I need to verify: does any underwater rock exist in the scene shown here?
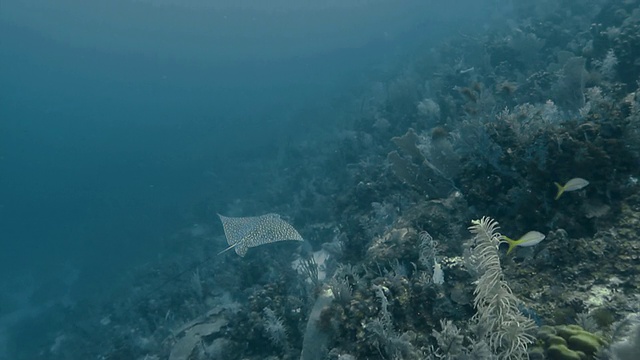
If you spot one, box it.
[169,317,228,360]
[300,285,335,360]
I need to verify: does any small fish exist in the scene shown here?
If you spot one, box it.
[554,178,589,200]
[501,231,546,255]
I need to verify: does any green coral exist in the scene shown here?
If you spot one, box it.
[547,344,583,360]
[534,324,607,360]
[548,335,568,346]
[567,332,603,356]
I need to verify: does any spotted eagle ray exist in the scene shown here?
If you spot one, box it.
[217,213,304,257]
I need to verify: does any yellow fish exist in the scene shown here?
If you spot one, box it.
[501,231,546,255]
[554,178,589,200]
